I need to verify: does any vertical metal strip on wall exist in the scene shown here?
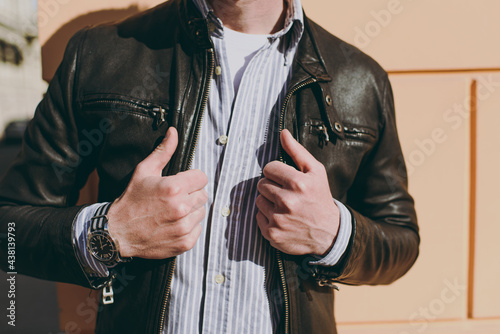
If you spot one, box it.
[467,79,477,319]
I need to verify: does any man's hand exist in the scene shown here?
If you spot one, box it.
[107,127,208,259]
[256,129,340,256]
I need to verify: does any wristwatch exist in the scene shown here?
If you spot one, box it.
[86,203,132,267]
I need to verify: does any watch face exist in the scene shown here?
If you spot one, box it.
[88,231,117,263]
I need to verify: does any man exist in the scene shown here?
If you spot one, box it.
[0,0,419,332]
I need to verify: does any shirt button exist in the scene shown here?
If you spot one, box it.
[221,207,231,217]
[215,274,225,284]
[218,135,228,145]
[215,66,222,76]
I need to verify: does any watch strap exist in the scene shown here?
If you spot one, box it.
[91,202,112,231]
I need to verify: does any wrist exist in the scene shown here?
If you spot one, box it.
[314,202,341,257]
[87,203,132,267]
[309,199,352,267]
[106,199,133,258]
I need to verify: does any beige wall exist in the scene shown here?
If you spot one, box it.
[304,0,500,71]
[37,0,500,333]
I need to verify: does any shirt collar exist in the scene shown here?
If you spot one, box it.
[191,0,304,42]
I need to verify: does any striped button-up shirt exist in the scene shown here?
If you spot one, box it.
[74,0,352,332]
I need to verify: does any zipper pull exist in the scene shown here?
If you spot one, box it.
[152,106,166,129]
[102,281,114,305]
[316,277,340,291]
[317,125,329,143]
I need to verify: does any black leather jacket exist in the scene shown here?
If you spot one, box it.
[0,0,419,333]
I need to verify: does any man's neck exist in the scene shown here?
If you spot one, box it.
[207,0,287,34]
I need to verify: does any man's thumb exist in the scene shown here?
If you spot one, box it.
[280,129,315,173]
[138,127,178,175]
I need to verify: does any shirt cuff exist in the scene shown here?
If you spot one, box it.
[73,202,110,278]
[309,199,352,267]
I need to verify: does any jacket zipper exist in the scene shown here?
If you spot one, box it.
[157,48,215,334]
[278,77,318,163]
[277,76,318,334]
[83,99,167,128]
[186,48,215,170]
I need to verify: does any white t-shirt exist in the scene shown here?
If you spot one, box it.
[223,26,270,93]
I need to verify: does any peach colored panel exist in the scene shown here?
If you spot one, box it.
[473,73,500,319]
[38,0,165,81]
[335,75,470,323]
[37,0,163,45]
[338,319,500,334]
[302,0,500,71]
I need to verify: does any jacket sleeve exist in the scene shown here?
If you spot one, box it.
[312,77,420,286]
[0,28,96,288]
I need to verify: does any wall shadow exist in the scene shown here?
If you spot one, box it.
[41,5,141,82]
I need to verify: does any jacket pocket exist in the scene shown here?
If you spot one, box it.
[342,123,376,143]
[305,119,377,146]
[81,95,168,130]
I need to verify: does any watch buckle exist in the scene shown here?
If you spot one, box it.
[102,283,114,304]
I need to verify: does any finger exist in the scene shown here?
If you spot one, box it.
[190,205,207,225]
[188,188,209,211]
[168,222,203,257]
[165,205,206,237]
[158,188,207,223]
[176,222,203,254]
[262,160,301,187]
[257,177,283,203]
[256,211,270,238]
[138,127,178,176]
[280,129,317,173]
[181,188,208,213]
[169,169,209,194]
[255,194,275,218]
